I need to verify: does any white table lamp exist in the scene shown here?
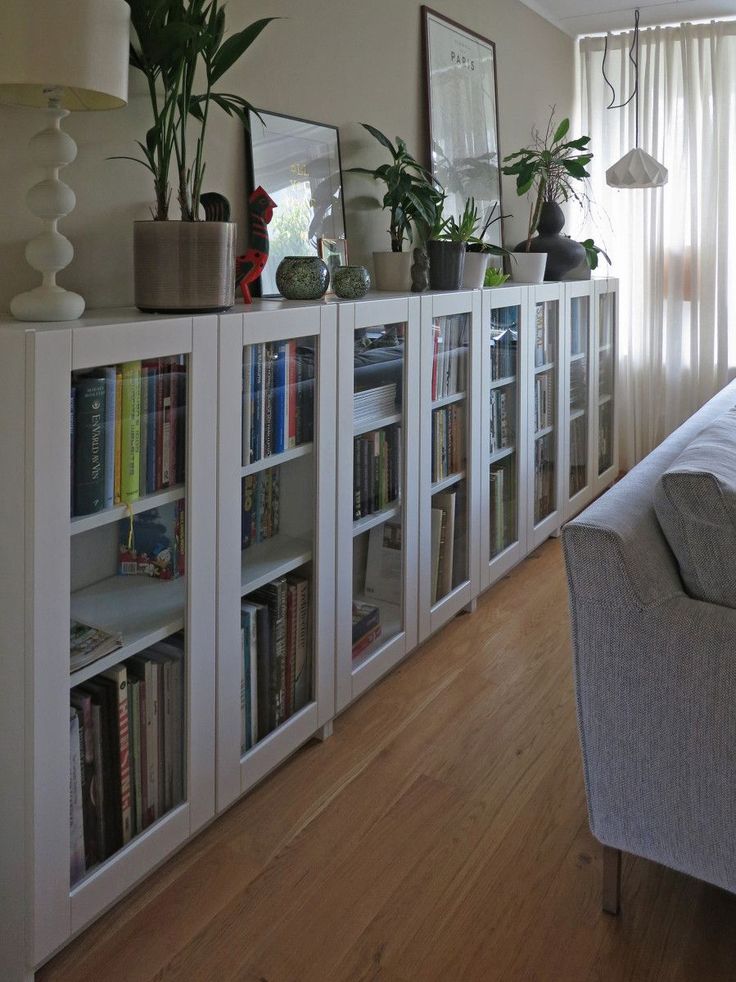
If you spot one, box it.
[0,1,130,321]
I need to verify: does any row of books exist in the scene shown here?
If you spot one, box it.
[242,469,280,550]
[243,342,315,465]
[599,404,613,472]
[490,325,518,382]
[430,490,458,604]
[241,574,311,750]
[71,358,186,518]
[534,302,557,368]
[534,436,556,524]
[490,459,516,558]
[490,389,514,455]
[570,357,588,414]
[569,415,588,497]
[119,501,185,580]
[432,405,465,483]
[431,315,469,401]
[535,373,554,433]
[354,382,399,424]
[70,634,185,885]
[352,600,382,661]
[353,425,401,520]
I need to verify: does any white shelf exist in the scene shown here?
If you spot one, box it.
[352,595,403,668]
[534,361,555,375]
[570,351,587,362]
[70,575,186,686]
[535,425,554,440]
[243,442,313,476]
[241,533,312,596]
[432,391,466,409]
[570,408,587,421]
[431,470,465,494]
[352,502,401,537]
[599,394,612,406]
[489,374,516,390]
[354,412,402,437]
[70,486,185,537]
[489,445,515,465]
[599,343,613,352]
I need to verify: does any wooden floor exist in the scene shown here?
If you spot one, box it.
[41,540,736,982]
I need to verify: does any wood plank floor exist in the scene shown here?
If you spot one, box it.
[40,540,736,982]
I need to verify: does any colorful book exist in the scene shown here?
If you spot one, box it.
[73,371,107,516]
[120,360,142,504]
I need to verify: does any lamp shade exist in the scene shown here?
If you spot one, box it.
[0,0,129,110]
[606,148,668,189]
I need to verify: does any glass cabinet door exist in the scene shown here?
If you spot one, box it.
[597,290,617,477]
[568,294,591,504]
[488,303,521,560]
[532,297,560,530]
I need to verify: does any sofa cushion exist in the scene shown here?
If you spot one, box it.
[653,407,736,607]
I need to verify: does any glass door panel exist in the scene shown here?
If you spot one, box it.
[352,321,406,664]
[569,296,590,498]
[240,338,316,751]
[489,305,520,558]
[533,300,559,525]
[430,313,469,603]
[598,292,616,475]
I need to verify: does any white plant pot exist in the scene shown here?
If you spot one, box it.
[462,252,490,289]
[509,251,547,284]
[373,251,412,292]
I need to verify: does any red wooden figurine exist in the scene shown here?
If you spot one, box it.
[236,186,277,303]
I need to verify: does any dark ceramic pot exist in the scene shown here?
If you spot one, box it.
[514,202,586,281]
[427,240,466,290]
[333,265,371,299]
[275,256,329,300]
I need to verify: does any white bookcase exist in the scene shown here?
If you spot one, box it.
[0,312,217,980]
[216,302,337,810]
[335,295,420,712]
[0,281,617,981]
[480,284,530,590]
[418,290,482,642]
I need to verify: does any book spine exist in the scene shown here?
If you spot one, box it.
[288,340,297,449]
[352,623,381,660]
[264,343,274,457]
[114,367,122,504]
[160,360,173,487]
[73,373,107,516]
[91,703,107,856]
[105,665,132,844]
[104,367,116,509]
[285,582,297,719]
[70,710,86,883]
[120,361,142,504]
[273,341,285,455]
[168,357,178,488]
[139,366,149,499]
[293,578,310,710]
[243,346,252,466]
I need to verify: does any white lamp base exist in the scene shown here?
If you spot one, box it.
[11,285,85,321]
[13,101,86,322]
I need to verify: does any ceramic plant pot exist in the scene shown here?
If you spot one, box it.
[515,202,586,281]
[509,251,548,284]
[373,251,412,292]
[428,240,466,291]
[275,256,329,300]
[134,220,236,313]
[462,252,490,289]
[333,265,371,299]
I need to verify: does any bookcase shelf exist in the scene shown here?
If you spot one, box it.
[534,361,555,374]
[570,407,586,421]
[599,393,612,405]
[430,470,466,494]
[490,374,516,390]
[570,351,587,362]
[489,445,515,464]
[354,411,402,437]
[240,533,313,596]
[70,485,186,536]
[352,501,401,537]
[534,425,554,440]
[242,442,313,477]
[431,390,466,408]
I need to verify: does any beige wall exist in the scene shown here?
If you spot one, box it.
[0,0,573,311]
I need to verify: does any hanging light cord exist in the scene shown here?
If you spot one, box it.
[602,8,641,147]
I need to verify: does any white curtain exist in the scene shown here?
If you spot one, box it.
[577,21,736,468]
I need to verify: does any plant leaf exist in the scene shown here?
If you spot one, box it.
[553,118,570,142]
[361,123,397,157]
[209,17,276,83]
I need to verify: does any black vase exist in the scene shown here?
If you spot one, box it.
[428,240,466,290]
[515,202,586,281]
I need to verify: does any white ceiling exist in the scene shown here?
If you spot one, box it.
[519,0,736,36]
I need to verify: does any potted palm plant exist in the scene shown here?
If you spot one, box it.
[348,124,443,291]
[502,113,593,283]
[121,1,272,312]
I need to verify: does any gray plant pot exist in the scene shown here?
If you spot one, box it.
[134,220,236,314]
[428,240,466,291]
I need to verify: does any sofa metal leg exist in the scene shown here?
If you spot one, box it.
[602,846,622,915]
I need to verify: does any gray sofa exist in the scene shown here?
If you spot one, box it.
[563,378,736,912]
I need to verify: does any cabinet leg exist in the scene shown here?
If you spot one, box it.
[602,846,622,915]
[463,598,478,614]
[314,720,333,742]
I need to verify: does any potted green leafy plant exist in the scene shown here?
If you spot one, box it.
[348,124,443,291]
[121,1,272,312]
[464,201,512,288]
[427,197,475,290]
[502,112,592,283]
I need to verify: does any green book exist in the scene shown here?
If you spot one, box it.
[120,361,142,504]
[73,371,107,516]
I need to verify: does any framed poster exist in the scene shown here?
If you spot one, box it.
[422,7,503,247]
[246,109,346,297]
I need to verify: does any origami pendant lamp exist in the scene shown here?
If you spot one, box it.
[0,1,130,321]
[604,9,668,189]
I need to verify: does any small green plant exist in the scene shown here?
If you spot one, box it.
[502,112,593,252]
[580,238,611,270]
[484,266,510,287]
[348,124,444,252]
[436,197,482,242]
